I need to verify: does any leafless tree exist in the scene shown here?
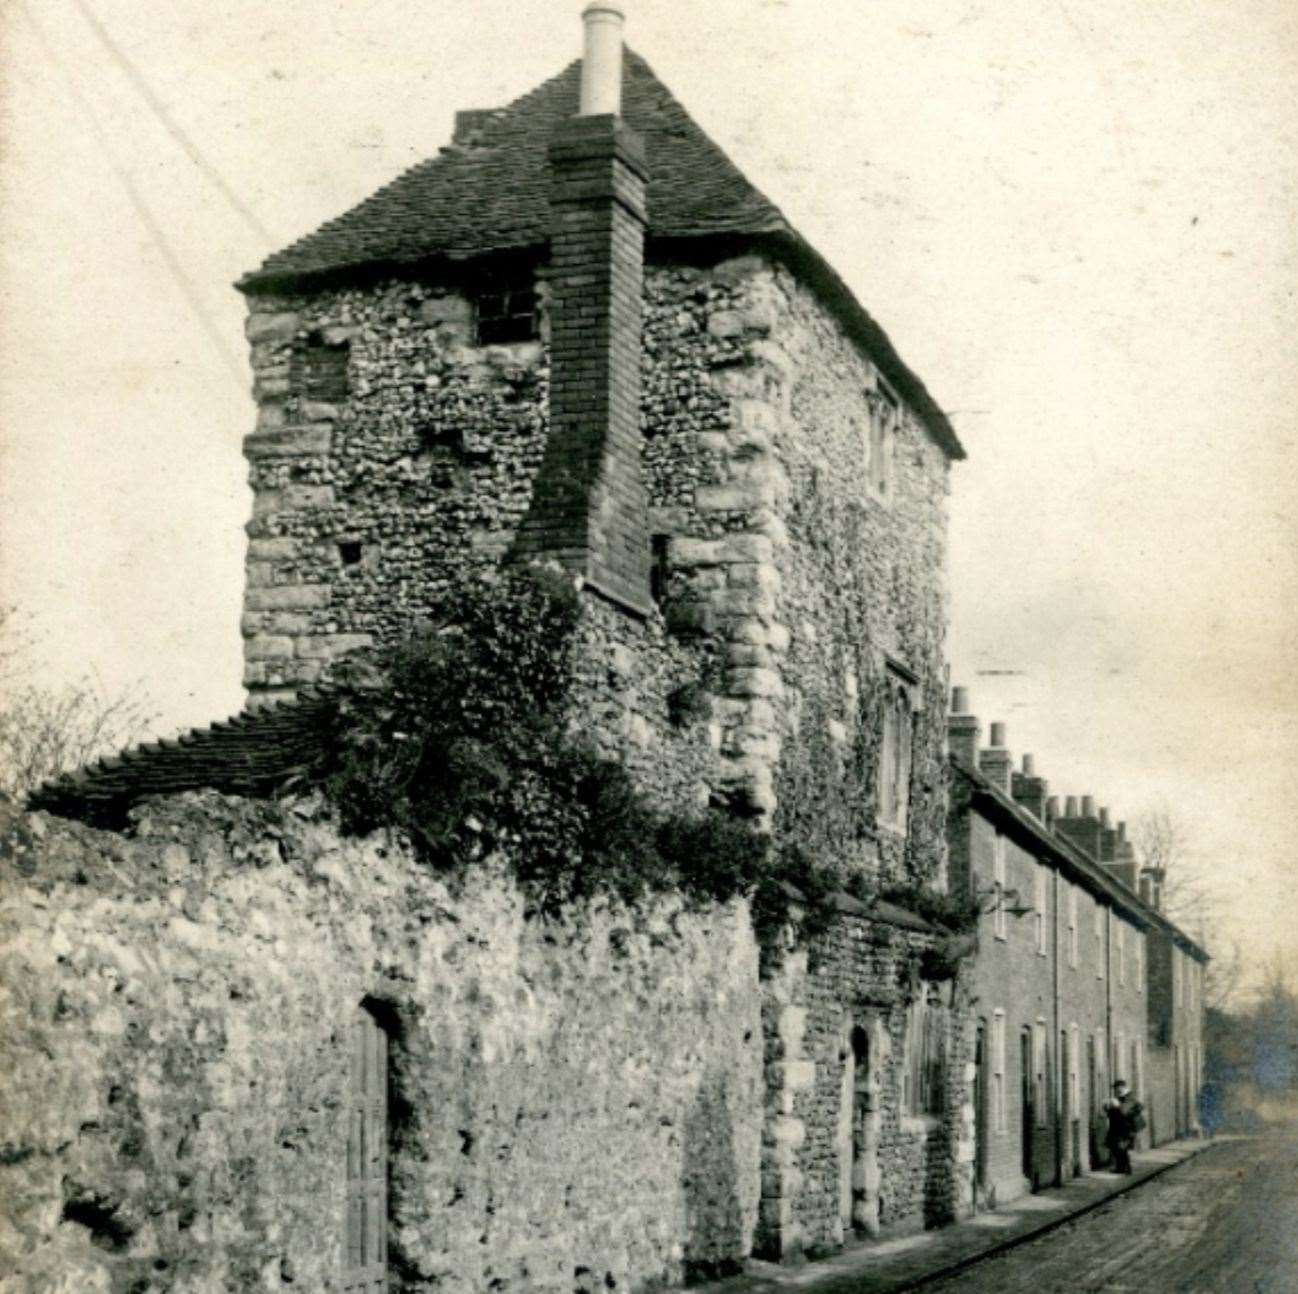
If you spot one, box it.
[1132,805,1242,1011]
[0,605,157,801]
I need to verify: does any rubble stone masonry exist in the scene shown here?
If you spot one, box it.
[0,794,761,1293]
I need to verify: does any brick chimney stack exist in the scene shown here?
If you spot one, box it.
[978,721,1013,794]
[1055,795,1103,861]
[1011,751,1049,821]
[947,686,980,767]
[512,2,653,615]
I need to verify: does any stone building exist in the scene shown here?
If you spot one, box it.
[946,690,1207,1211]
[8,6,978,1289]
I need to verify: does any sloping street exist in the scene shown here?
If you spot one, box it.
[924,1135,1297,1293]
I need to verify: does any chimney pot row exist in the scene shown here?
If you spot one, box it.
[1065,795,1079,817]
[1021,753,1035,775]
[951,685,970,714]
[1099,807,1111,828]
[989,721,1007,748]
[1081,795,1096,817]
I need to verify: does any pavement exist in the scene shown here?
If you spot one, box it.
[702,1136,1226,1294]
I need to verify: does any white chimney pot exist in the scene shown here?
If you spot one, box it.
[580,2,626,116]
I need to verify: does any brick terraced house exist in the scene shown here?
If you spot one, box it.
[946,690,1207,1211]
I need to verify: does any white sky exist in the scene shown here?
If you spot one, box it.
[1,0,1295,994]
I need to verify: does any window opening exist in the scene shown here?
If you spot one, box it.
[878,667,917,832]
[1067,885,1078,967]
[1033,867,1047,956]
[293,331,350,403]
[867,384,898,497]
[474,268,538,345]
[339,541,364,567]
[992,833,1008,941]
[649,533,670,605]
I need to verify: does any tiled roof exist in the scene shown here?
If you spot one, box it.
[239,50,964,460]
[950,755,1209,961]
[241,52,786,288]
[26,688,340,829]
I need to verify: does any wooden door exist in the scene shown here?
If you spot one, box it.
[1020,1029,1034,1185]
[974,1022,988,1200]
[344,1009,388,1294]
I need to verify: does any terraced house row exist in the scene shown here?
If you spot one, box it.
[946,697,1207,1207]
[5,6,1206,1292]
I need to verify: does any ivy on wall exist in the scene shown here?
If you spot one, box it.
[312,564,960,965]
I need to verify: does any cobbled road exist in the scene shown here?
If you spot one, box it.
[923,1135,1298,1294]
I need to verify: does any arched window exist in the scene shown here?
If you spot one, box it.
[344,1003,390,1294]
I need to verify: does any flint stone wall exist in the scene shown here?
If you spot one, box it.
[240,254,951,871]
[758,910,974,1261]
[0,793,761,1294]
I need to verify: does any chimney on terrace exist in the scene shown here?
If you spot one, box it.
[1054,794,1103,861]
[947,686,980,768]
[511,2,653,615]
[977,721,1014,795]
[1011,751,1049,821]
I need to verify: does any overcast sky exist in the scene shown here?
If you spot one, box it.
[2,0,1294,994]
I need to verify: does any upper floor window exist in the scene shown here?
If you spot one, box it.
[1067,884,1079,968]
[1033,866,1047,956]
[1117,922,1126,986]
[992,833,1008,941]
[1173,949,1181,1006]
[293,330,350,403]
[474,267,538,345]
[1136,932,1144,992]
[1095,905,1105,979]
[877,666,917,833]
[867,384,898,497]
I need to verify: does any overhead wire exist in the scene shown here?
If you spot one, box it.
[69,0,275,245]
[16,0,247,387]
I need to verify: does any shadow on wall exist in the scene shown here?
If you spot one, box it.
[682,1069,746,1281]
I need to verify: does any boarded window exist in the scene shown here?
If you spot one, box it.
[294,331,350,402]
[344,1006,388,1294]
[904,989,946,1117]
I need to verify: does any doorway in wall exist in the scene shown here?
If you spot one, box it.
[1020,1028,1035,1188]
[343,1004,390,1294]
[838,1022,881,1239]
[974,1021,989,1205]
[1086,1036,1099,1168]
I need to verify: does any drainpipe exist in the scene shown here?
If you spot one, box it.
[1052,868,1062,1187]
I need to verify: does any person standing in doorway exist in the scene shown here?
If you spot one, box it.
[1104,1079,1143,1174]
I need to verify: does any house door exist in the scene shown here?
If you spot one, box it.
[1020,1029,1034,1186]
[974,1022,989,1202]
[344,1007,388,1294]
[1086,1037,1099,1168]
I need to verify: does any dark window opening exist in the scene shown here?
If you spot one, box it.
[339,541,363,567]
[293,331,350,403]
[650,534,671,605]
[474,273,537,346]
